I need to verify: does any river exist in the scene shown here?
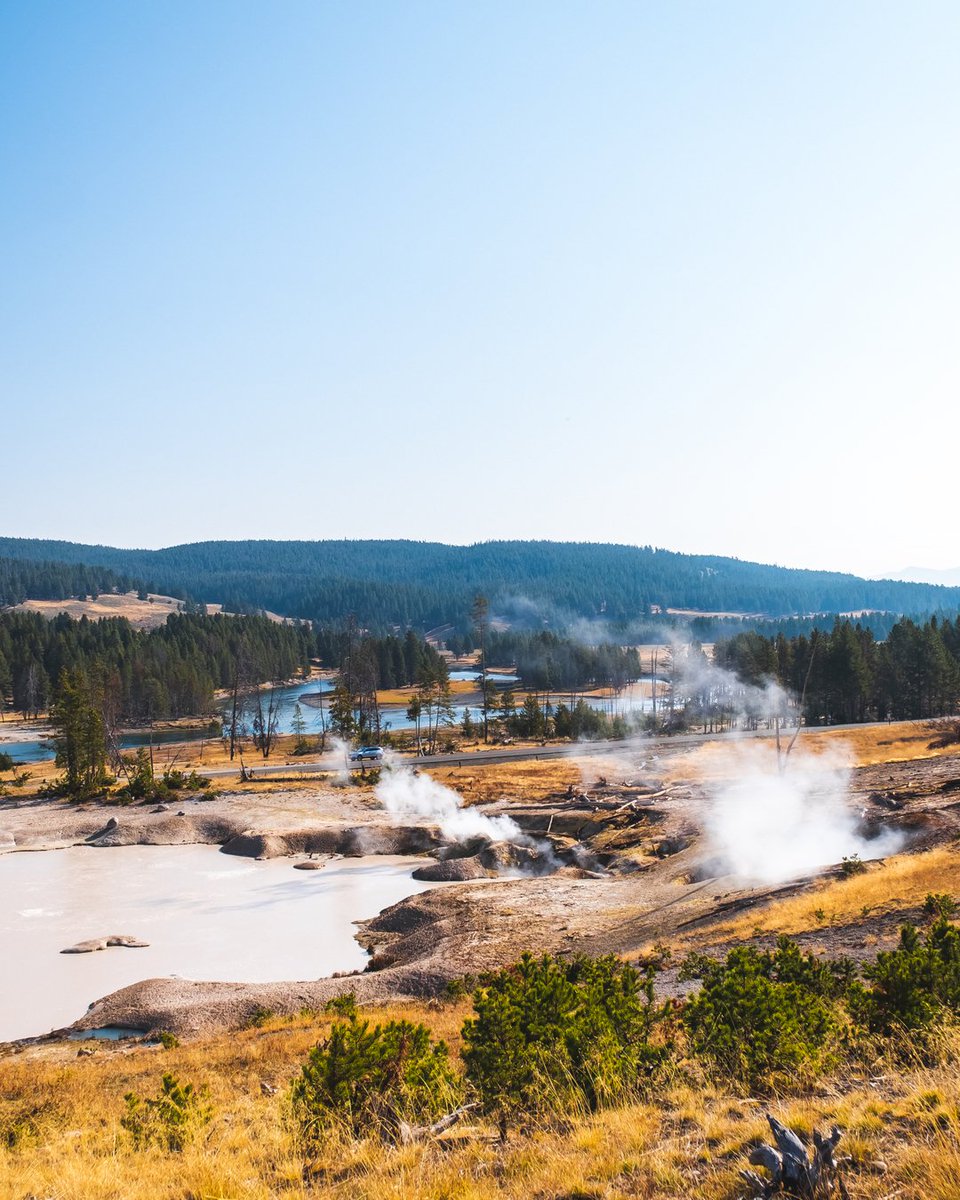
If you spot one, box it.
[4,676,657,764]
[0,845,437,1042]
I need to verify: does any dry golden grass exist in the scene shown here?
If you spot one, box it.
[436,757,583,806]
[801,720,960,767]
[4,1003,960,1199]
[14,593,186,631]
[663,721,960,786]
[684,844,960,943]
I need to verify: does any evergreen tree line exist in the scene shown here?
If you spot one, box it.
[0,611,314,723]
[4,536,960,630]
[0,555,140,607]
[315,627,446,690]
[448,629,642,692]
[714,615,960,724]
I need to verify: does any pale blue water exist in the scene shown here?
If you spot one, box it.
[448,670,519,684]
[4,679,654,764]
[3,727,216,765]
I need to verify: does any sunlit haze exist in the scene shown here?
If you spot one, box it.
[3,2,959,578]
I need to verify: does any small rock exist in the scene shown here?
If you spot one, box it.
[293,860,326,871]
[76,1046,97,1057]
[150,805,168,814]
[413,857,488,882]
[61,935,149,954]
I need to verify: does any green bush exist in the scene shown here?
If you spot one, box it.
[322,993,358,1020]
[291,1017,459,1145]
[681,937,849,1088]
[840,853,868,877]
[851,919,960,1035]
[924,893,958,919]
[114,752,212,803]
[121,1073,211,1151]
[462,953,667,1139]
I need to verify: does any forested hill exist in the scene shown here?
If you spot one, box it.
[0,555,138,608]
[2,537,959,631]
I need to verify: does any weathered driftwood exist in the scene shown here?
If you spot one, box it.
[398,1103,478,1145]
[740,1115,846,1199]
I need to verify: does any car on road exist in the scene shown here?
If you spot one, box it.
[349,745,384,763]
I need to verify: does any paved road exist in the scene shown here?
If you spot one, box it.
[203,719,901,779]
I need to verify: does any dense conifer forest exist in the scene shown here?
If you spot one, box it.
[6,540,960,735]
[0,556,139,607]
[715,616,960,724]
[0,611,315,722]
[2,537,959,630]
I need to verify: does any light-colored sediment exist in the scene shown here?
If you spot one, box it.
[4,739,958,1041]
[61,935,149,954]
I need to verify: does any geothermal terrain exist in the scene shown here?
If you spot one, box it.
[3,720,958,1039]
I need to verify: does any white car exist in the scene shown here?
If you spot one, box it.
[349,745,384,763]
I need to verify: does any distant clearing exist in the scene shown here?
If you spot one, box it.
[11,593,293,630]
[14,592,186,630]
[664,607,759,618]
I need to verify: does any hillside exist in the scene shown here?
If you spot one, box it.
[12,592,187,631]
[3,537,960,631]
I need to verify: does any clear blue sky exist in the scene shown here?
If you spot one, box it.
[2,1,959,577]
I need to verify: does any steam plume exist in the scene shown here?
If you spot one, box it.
[376,765,528,844]
[700,742,903,884]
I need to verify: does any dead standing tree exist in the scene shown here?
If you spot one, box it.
[776,634,818,775]
[251,676,283,759]
[226,642,254,762]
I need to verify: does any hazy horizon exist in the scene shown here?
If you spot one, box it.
[4,3,959,576]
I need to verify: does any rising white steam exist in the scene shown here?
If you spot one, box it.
[376,765,528,844]
[327,736,354,785]
[669,643,791,725]
[700,741,903,884]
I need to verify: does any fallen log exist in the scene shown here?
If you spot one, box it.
[398,1103,478,1145]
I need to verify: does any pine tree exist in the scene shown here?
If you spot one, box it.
[51,667,110,797]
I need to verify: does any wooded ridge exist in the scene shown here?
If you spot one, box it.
[2,538,959,631]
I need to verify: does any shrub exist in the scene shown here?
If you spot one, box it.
[852,919,960,1035]
[462,953,667,1139]
[681,937,847,1089]
[0,751,13,772]
[840,853,868,877]
[114,753,211,802]
[925,893,958,920]
[121,1073,211,1151]
[0,1099,58,1149]
[323,993,358,1020]
[291,1017,459,1145]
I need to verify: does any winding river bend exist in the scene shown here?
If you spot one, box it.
[0,846,435,1042]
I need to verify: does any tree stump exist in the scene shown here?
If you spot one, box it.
[740,1115,847,1199]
